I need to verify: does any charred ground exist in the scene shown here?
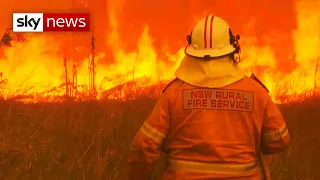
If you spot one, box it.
[0,96,319,180]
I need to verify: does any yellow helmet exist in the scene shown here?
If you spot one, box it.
[185,14,241,61]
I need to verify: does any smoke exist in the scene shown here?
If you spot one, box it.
[0,0,297,67]
[0,0,74,35]
[0,0,16,36]
[117,0,296,47]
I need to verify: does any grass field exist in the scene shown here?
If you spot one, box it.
[0,96,319,180]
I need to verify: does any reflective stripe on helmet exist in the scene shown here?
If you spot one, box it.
[204,15,215,49]
[262,124,289,142]
[209,15,214,48]
[166,159,259,175]
[140,122,165,144]
[204,16,208,48]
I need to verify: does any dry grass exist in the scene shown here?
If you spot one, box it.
[269,97,320,180]
[0,96,319,180]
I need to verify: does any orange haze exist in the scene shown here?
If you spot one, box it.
[0,0,319,103]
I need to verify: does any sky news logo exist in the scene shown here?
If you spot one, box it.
[13,13,90,32]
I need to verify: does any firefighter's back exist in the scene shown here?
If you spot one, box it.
[127,14,290,180]
[161,77,270,180]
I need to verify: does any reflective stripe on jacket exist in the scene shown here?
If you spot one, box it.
[140,122,166,144]
[166,159,259,174]
[263,123,288,142]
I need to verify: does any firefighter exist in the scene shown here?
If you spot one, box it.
[128,15,290,180]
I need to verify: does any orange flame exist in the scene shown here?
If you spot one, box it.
[0,0,319,103]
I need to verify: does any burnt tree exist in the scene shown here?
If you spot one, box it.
[0,29,26,47]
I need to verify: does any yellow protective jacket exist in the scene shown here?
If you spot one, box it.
[128,77,290,180]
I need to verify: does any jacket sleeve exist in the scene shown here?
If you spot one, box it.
[128,91,170,180]
[261,97,290,155]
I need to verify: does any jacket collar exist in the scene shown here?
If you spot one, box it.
[175,55,245,88]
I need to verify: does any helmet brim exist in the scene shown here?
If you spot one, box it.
[185,44,236,58]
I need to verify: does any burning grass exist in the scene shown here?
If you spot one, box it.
[0,96,319,179]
